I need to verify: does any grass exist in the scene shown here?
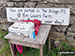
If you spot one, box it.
[15,42,49,56]
[0,30,75,56]
[0,30,11,56]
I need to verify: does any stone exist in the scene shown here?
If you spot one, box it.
[0,2,3,7]
[0,24,10,30]
[66,32,72,37]
[68,25,75,32]
[31,0,41,2]
[70,15,75,25]
[24,6,27,8]
[12,0,26,1]
[66,36,75,46]
[71,9,75,14]
[47,0,57,3]
[0,8,6,18]
[24,2,36,7]
[62,0,75,4]
[0,0,5,6]
[71,33,75,37]
[66,32,75,37]
[6,2,14,7]
[47,0,75,4]
[0,0,7,7]
[0,18,7,24]
[51,26,68,32]
[66,36,74,42]
[36,4,51,8]
[51,31,66,40]
[72,5,75,10]
[47,0,64,3]
[0,6,4,11]
[54,40,62,48]
[14,2,24,7]
[39,1,48,4]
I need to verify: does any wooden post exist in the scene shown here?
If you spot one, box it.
[8,40,15,56]
[48,34,51,50]
[40,45,43,56]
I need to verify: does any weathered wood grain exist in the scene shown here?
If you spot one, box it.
[10,40,40,49]
[4,25,51,45]
[4,24,51,56]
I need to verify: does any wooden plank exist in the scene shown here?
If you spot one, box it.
[37,25,51,45]
[4,33,40,44]
[4,25,51,45]
[40,45,43,56]
[8,40,15,56]
[48,33,51,50]
[10,40,40,49]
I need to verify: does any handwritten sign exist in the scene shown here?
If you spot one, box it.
[6,8,70,25]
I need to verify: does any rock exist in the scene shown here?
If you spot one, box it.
[51,31,66,40]
[0,6,3,11]
[66,32,75,37]
[6,2,14,7]
[47,0,57,3]
[0,2,4,6]
[36,4,51,8]
[66,32,72,37]
[39,1,48,4]
[0,8,6,18]
[71,33,75,37]
[66,36,75,46]
[0,24,10,30]
[71,9,75,14]
[24,2,36,7]
[66,36,74,42]
[54,40,62,48]
[14,2,24,7]
[62,0,75,4]
[47,0,75,4]
[12,0,26,1]
[0,0,7,6]
[68,25,75,32]
[70,15,75,25]
[24,6,27,8]
[0,18,7,24]
[31,0,41,2]
[51,26,68,32]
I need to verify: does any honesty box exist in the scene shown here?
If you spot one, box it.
[6,8,70,25]
[8,22,34,36]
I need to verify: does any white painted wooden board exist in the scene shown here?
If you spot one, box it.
[6,8,70,25]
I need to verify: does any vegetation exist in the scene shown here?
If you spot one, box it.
[0,30,75,56]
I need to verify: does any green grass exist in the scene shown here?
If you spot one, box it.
[0,30,11,56]
[15,43,49,56]
[0,30,8,41]
[0,30,75,56]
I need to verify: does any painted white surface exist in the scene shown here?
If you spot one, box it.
[6,8,70,25]
[8,22,34,36]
